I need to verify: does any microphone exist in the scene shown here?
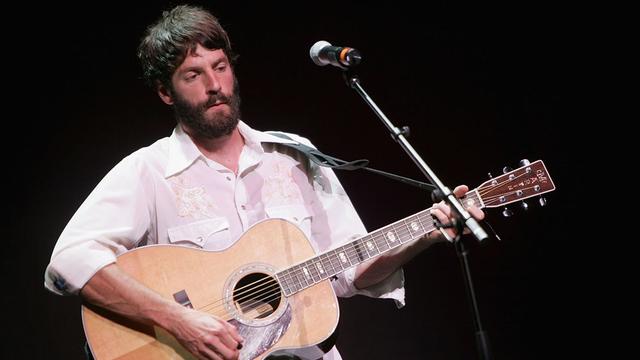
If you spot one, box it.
[309,40,362,69]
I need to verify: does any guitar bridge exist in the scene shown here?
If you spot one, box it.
[236,301,274,318]
[173,289,193,308]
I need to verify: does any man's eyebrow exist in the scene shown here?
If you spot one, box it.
[179,57,228,74]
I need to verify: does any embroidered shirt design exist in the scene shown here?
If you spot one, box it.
[170,175,217,219]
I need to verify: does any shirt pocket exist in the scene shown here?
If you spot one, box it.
[264,204,313,239]
[167,217,231,250]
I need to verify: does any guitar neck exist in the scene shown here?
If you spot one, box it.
[276,190,483,297]
[276,159,555,297]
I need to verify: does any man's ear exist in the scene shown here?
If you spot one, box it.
[157,82,174,105]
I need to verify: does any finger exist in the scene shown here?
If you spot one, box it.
[206,337,237,360]
[467,205,485,221]
[434,202,452,218]
[224,322,244,346]
[430,208,455,241]
[218,331,240,357]
[430,208,448,224]
[453,185,469,198]
[196,345,223,360]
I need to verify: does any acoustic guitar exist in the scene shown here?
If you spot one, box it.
[83,160,555,359]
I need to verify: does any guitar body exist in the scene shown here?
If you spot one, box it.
[82,219,339,360]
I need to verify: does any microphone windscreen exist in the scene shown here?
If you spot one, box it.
[309,40,331,66]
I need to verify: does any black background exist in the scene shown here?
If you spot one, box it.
[7,1,596,359]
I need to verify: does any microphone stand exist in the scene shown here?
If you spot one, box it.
[341,70,492,360]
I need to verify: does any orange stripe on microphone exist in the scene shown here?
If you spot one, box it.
[339,47,351,62]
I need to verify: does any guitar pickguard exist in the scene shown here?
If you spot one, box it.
[230,303,292,360]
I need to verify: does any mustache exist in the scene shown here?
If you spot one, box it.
[203,92,231,108]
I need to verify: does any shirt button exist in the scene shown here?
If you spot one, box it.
[226,176,231,181]
[241,205,246,210]
[196,236,204,243]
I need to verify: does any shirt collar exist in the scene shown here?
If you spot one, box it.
[164,120,298,178]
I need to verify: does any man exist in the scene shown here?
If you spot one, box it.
[45,5,483,360]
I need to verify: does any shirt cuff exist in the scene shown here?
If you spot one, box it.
[44,241,117,295]
[331,267,406,308]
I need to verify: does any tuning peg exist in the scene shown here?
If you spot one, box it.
[502,207,513,217]
[521,201,529,211]
[518,159,531,167]
[538,197,547,207]
[502,166,512,174]
[487,172,493,178]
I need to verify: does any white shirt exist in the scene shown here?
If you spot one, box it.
[45,121,405,359]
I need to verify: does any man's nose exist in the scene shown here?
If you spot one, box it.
[204,71,221,93]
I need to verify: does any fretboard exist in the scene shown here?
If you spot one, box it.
[276,189,482,296]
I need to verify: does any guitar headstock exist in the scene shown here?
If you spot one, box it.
[475,160,555,209]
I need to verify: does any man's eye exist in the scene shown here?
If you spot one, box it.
[215,64,227,72]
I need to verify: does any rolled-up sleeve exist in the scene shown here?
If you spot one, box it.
[44,156,151,295]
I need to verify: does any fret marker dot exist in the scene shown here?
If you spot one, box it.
[387,231,396,242]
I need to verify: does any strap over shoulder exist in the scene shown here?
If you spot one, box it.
[265,131,369,170]
[264,131,434,191]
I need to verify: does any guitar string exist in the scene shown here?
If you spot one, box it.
[206,174,549,319]
[195,208,432,313]
[197,209,435,312]
[480,185,545,204]
[197,212,439,316]
[215,169,550,315]
[197,185,516,316]
[476,167,543,199]
[203,203,511,315]
[205,226,435,319]
[199,210,435,313]
[200,222,434,316]
[197,171,539,315]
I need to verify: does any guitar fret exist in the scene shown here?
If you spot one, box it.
[276,272,291,296]
[285,271,296,295]
[363,235,380,257]
[401,219,414,242]
[287,269,297,292]
[396,224,410,244]
[288,271,298,294]
[376,231,390,252]
[334,248,346,268]
[302,262,314,283]
[342,243,357,264]
[301,265,313,283]
[305,262,318,283]
[320,253,335,278]
[395,224,404,242]
[331,250,343,273]
[383,227,399,246]
[410,214,427,237]
[318,258,329,278]
[354,239,367,261]
[295,267,309,288]
[332,249,348,270]
[308,260,321,282]
[421,212,436,233]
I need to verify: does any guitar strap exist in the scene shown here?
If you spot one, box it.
[265,131,435,191]
[265,133,503,241]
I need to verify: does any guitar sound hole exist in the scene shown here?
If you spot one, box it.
[233,272,281,320]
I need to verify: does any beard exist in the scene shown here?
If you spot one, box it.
[172,79,241,139]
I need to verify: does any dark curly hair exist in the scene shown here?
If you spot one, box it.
[137,5,238,89]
